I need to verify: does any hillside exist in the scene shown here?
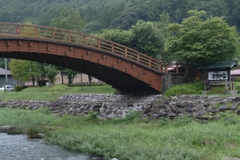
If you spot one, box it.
[0,0,239,33]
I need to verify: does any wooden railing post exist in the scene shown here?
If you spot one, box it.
[98,39,100,49]
[35,27,38,37]
[160,62,163,72]
[136,53,140,62]
[52,28,55,41]
[165,65,168,73]
[68,31,70,42]
[83,34,86,47]
[17,24,20,38]
[112,43,115,53]
[124,48,128,57]
[148,58,151,67]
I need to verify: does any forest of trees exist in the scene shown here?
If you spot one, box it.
[0,0,239,33]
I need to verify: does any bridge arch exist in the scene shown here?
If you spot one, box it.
[0,22,164,94]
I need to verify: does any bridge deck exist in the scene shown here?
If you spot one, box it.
[0,22,163,72]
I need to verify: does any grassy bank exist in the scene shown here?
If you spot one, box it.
[1,108,240,160]
[0,85,115,101]
[1,83,240,159]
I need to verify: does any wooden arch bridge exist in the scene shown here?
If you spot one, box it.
[0,22,200,94]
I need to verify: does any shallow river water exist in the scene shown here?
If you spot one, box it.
[0,133,106,160]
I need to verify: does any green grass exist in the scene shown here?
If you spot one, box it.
[0,108,240,160]
[0,84,115,101]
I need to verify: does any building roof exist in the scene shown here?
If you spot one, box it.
[198,60,238,70]
[231,69,240,75]
[0,68,11,75]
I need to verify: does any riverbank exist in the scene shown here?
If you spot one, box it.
[1,94,240,160]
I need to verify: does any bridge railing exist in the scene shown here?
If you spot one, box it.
[0,22,163,72]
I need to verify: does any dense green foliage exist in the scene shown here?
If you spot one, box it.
[235,84,240,91]
[165,10,239,64]
[0,108,240,159]
[207,86,226,95]
[14,85,27,92]
[50,8,86,31]
[164,81,204,96]
[97,16,170,58]
[0,0,240,33]
[9,59,41,86]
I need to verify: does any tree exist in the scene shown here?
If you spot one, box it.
[50,8,86,31]
[37,63,48,87]
[96,29,132,46]
[129,19,168,58]
[98,13,170,59]
[44,65,58,93]
[64,69,78,86]
[9,59,40,86]
[88,75,93,84]
[164,10,239,65]
[50,8,85,85]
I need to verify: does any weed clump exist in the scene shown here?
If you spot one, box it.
[27,127,40,139]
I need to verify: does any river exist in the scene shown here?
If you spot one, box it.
[0,133,106,160]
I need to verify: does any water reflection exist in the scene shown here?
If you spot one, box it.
[0,133,105,160]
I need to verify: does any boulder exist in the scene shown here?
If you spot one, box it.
[0,125,13,133]
[7,126,21,134]
[0,125,20,134]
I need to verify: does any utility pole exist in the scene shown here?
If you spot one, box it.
[80,73,83,90]
[5,58,8,85]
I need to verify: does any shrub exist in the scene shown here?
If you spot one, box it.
[208,86,225,94]
[126,111,140,120]
[85,111,98,121]
[14,85,27,92]
[27,127,40,139]
[38,106,51,115]
[234,77,240,82]
[235,84,240,91]
[164,82,203,96]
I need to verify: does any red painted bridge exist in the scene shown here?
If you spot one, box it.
[0,22,195,94]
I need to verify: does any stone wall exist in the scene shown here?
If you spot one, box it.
[1,94,240,121]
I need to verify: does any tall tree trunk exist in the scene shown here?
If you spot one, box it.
[88,75,93,83]
[61,71,64,84]
[67,74,72,86]
[31,75,35,86]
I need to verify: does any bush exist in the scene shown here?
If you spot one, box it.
[126,111,140,120]
[208,86,225,94]
[235,84,240,91]
[234,77,240,82]
[164,82,203,96]
[38,106,51,115]
[27,127,40,139]
[14,85,27,92]
[85,111,98,121]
